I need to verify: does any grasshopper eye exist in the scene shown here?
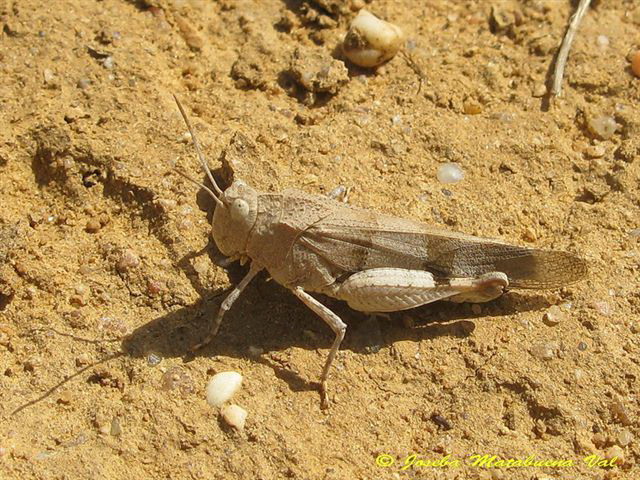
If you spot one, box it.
[229,198,250,221]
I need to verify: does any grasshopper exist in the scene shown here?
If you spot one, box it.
[173,96,587,407]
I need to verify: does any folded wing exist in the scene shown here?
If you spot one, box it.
[298,206,587,289]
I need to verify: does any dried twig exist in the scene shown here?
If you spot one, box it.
[551,0,592,97]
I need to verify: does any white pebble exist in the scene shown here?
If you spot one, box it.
[596,35,609,48]
[436,163,464,184]
[343,10,403,68]
[220,404,247,431]
[587,115,618,140]
[617,429,634,447]
[206,371,243,407]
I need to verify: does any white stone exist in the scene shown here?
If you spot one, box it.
[220,404,247,431]
[206,371,243,407]
[436,163,464,184]
[343,10,403,68]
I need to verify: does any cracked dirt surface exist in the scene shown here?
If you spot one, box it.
[0,1,639,479]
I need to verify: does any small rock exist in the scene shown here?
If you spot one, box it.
[57,391,73,405]
[543,305,565,326]
[85,219,102,233]
[617,429,634,447]
[110,417,122,436]
[610,401,632,426]
[102,56,114,70]
[592,432,607,448]
[75,353,91,366]
[596,35,609,48]
[605,445,625,465]
[116,249,140,273]
[522,227,537,242]
[343,10,403,68]
[530,341,556,360]
[532,84,547,97]
[146,352,162,366]
[220,404,247,431]
[288,47,349,104]
[146,279,167,296]
[77,78,91,89]
[156,198,177,211]
[436,163,464,184]
[161,366,195,395]
[43,69,58,88]
[463,99,482,115]
[587,115,618,140]
[206,371,243,407]
[97,316,129,336]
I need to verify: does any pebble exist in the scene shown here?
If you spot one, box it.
[343,10,403,68]
[43,68,57,87]
[463,99,482,115]
[606,445,625,465]
[146,353,162,366]
[631,50,640,78]
[116,249,140,273]
[592,432,607,448]
[437,163,464,184]
[530,341,557,360]
[156,198,177,212]
[542,305,565,326]
[610,401,632,426]
[146,279,167,296]
[102,56,114,70]
[220,404,247,431]
[57,391,73,405]
[617,429,634,447]
[97,316,129,336]
[75,353,91,366]
[85,219,102,233]
[110,417,122,436]
[596,35,610,48]
[532,84,547,97]
[206,371,243,407]
[161,366,195,395]
[77,78,91,89]
[587,115,618,140]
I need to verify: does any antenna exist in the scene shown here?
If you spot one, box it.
[173,94,224,207]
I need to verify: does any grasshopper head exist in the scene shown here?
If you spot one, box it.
[212,179,258,257]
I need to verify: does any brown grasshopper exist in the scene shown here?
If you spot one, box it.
[173,96,587,407]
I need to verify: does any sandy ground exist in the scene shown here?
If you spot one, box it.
[1,0,639,479]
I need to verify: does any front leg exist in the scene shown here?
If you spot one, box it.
[192,261,263,351]
[291,287,347,409]
[334,268,508,312]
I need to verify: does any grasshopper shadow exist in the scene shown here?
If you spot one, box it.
[121,268,554,394]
